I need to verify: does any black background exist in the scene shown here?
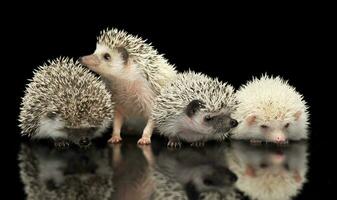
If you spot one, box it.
[4,5,334,199]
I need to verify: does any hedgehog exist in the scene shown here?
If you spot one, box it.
[79,28,177,145]
[231,75,309,144]
[18,143,114,200]
[19,57,114,148]
[152,71,238,148]
[225,141,308,200]
[148,144,238,200]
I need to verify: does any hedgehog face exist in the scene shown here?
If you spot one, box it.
[183,100,238,138]
[38,111,108,148]
[80,44,135,79]
[60,127,99,147]
[236,111,305,143]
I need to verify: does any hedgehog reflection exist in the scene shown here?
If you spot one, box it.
[226,141,309,200]
[148,145,240,200]
[18,143,114,200]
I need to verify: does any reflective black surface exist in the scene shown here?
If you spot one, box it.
[15,135,314,200]
[6,7,334,199]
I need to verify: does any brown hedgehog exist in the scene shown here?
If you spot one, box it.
[19,57,114,148]
[18,143,114,200]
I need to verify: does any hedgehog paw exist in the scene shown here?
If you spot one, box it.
[275,140,289,145]
[167,140,182,148]
[54,139,70,149]
[137,137,151,145]
[190,141,205,147]
[249,139,262,144]
[108,136,122,144]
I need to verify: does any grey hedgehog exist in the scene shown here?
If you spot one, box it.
[79,28,177,145]
[18,143,114,200]
[152,71,238,147]
[19,57,114,148]
[148,145,238,200]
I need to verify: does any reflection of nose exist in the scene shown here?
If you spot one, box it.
[79,138,90,146]
[230,119,238,128]
[271,154,285,164]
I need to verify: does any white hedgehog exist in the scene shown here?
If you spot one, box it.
[80,28,177,145]
[226,141,308,200]
[152,71,238,147]
[231,75,309,143]
[19,57,113,148]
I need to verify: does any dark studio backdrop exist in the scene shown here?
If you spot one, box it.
[4,6,334,199]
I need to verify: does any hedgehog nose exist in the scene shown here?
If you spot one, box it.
[227,170,238,183]
[79,138,90,146]
[230,119,238,128]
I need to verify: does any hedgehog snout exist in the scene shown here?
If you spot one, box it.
[79,55,100,68]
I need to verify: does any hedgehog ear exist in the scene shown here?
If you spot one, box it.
[185,100,205,118]
[293,170,302,183]
[115,47,129,65]
[246,115,256,126]
[294,111,302,121]
[245,165,256,177]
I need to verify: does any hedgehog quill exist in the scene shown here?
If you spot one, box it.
[80,28,177,145]
[231,75,309,144]
[19,57,114,148]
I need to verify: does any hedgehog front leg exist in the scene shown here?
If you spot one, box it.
[108,108,123,144]
[190,141,205,147]
[137,119,154,145]
[167,137,182,148]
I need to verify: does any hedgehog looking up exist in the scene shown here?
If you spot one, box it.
[80,28,177,145]
[231,75,309,144]
[152,71,238,147]
[19,57,114,148]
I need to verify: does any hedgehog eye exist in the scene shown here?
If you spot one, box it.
[260,163,269,168]
[260,125,269,129]
[284,123,290,128]
[204,115,214,122]
[103,53,111,61]
[47,111,58,119]
[89,127,97,132]
[203,178,215,186]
